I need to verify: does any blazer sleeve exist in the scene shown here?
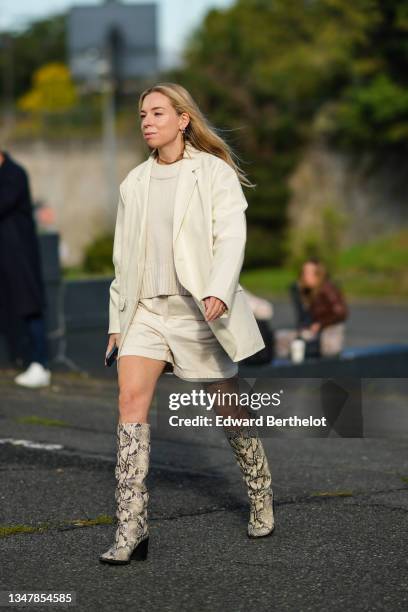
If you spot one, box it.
[200,159,248,317]
[108,179,127,335]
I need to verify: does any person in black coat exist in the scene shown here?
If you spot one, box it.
[0,150,51,387]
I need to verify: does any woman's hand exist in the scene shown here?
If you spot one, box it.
[105,333,121,365]
[202,296,227,321]
[299,322,321,340]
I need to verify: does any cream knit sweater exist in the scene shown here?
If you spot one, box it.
[139,157,192,298]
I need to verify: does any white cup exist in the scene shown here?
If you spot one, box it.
[290,338,306,363]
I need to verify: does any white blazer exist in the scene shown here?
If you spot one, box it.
[108,141,265,362]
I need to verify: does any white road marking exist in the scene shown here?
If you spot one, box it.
[0,438,64,451]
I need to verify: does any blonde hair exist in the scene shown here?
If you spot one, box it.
[138,82,256,189]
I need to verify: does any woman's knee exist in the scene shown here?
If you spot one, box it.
[118,385,152,415]
[320,324,345,356]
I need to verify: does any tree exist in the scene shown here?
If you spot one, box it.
[165,0,408,267]
[0,14,66,101]
[18,62,77,114]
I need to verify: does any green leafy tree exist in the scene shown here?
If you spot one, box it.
[165,0,408,267]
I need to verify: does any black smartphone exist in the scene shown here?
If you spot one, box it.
[105,345,118,367]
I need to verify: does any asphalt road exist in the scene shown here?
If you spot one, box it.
[0,368,407,612]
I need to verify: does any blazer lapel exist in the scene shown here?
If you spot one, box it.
[172,156,200,244]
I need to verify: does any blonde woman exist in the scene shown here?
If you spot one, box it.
[99,83,275,565]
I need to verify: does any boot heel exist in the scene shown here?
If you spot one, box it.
[130,537,149,561]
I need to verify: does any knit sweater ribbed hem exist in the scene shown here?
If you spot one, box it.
[140,262,192,297]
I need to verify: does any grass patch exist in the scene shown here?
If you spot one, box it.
[241,228,408,299]
[62,266,113,280]
[16,416,69,427]
[240,267,295,298]
[338,229,408,273]
[241,266,408,300]
[0,523,50,537]
[0,515,114,538]
[71,515,113,527]
[400,476,408,484]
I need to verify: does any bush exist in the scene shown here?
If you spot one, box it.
[284,204,349,275]
[83,233,114,274]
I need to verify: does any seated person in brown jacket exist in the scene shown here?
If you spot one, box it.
[275,257,349,358]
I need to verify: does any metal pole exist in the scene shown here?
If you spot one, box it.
[1,33,16,138]
[101,32,118,226]
[102,77,118,226]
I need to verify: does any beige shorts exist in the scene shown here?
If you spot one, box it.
[118,294,238,381]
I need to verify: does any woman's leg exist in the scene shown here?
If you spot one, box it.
[203,375,275,538]
[99,355,166,564]
[25,312,49,368]
[202,374,251,427]
[14,312,51,388]
[117,355,167,422]
[320,323,346,357]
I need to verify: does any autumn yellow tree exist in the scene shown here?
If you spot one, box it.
[18,62,78,114]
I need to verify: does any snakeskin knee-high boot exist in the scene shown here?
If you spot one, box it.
[99,422,150,564]
[224,426,275,538]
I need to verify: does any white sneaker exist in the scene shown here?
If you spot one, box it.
[14,362,51,388]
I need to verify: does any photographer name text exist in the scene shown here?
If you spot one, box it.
[168,415,327,428]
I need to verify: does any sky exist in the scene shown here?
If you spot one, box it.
[0,0,235,68]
